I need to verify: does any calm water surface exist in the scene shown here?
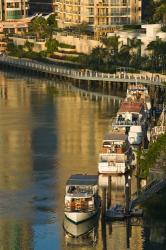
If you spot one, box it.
[0,71,166,250]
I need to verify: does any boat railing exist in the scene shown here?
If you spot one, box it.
[112,118,141,127]
[100,153,126,163]
[100,146,125,154]
[67,189,93,196]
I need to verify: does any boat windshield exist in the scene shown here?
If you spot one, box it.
[67,185,93,195]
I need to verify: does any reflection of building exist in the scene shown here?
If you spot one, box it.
[0,0,29,21]
[0,73,34,250]
[54,0,141,33]
[0,73,32,189]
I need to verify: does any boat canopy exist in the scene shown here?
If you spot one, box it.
[103,132,126,141]
[118,101,144,113]
[66,174,98,186]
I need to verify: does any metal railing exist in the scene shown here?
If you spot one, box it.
[0,55,166,86]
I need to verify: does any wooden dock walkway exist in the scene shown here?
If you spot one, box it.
[0,55,166,87]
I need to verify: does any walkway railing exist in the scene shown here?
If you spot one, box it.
[0,55,166,86]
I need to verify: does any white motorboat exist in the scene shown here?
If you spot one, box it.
[112,101,147,145]
[64,174,100,224]
[63,213,99,238]
[126,83,151,117]
[128,125,143,145]
[98,129,133,174]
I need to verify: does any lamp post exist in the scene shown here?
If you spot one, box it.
[125,174,131,215]
[125,182,129,215]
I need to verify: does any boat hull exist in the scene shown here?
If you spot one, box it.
[65,209,98,224]
[128,134,142,145]
[98,163,126,174]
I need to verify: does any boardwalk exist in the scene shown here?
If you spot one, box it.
[0,55,166,87]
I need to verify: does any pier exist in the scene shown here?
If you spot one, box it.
[0,55,166,87]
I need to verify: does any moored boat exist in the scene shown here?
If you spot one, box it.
[98,129,133,174]
[112,101,147,145]
[126,83,151,117]
[128,125,143,145]
[64,174,100,224]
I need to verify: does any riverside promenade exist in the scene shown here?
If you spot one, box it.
[0,55,166,87]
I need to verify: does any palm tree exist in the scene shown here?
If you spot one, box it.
[128,38,143,56]
[117,45,131,67]
[154,3,166,23]
[146,37,164,70]
[101,36,120,55]
[87,46,109,70]
[29,17,47,39]
[127,38,143,67]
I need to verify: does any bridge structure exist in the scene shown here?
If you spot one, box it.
[129,178,166,210]
[0,56,166,87]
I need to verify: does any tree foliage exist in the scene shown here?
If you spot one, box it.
[45,39,58,54]
[138,133,166,178]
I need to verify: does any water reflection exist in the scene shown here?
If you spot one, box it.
[0,70,166,249]
[63,215,99,247]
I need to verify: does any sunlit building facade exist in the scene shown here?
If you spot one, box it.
[54,0,141,31]
[0,0,29,21]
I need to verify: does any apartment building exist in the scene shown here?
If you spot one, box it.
[0,0,29,21]
[54,0,141,32]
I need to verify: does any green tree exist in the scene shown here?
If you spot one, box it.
[25,40,34,52]
[45,38,58,54]
[46,14,58,38]
[101,36,120,54]
[154,3,166,23]
[29,16,47,39]
[146,37,164,70]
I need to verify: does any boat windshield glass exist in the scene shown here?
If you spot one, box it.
[67,185,93,194]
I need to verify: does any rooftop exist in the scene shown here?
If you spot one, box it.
[104,131,126,141]
[118,101,143,113]
[66,174,98,186]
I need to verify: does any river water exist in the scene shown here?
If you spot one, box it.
[0,70,166,250]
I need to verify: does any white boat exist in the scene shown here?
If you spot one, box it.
[128,125,143,145]
[112,101,147,145]
[98,129,133,174]
[126,83,151,117]
[63,214,99,238]
[64,174,100,224]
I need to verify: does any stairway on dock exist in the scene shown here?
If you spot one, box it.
[130,178,166,210]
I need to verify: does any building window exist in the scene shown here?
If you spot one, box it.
[88,17,94,24]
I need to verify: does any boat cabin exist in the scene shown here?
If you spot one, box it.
[114,101,145,127]
[65,175,98,212]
